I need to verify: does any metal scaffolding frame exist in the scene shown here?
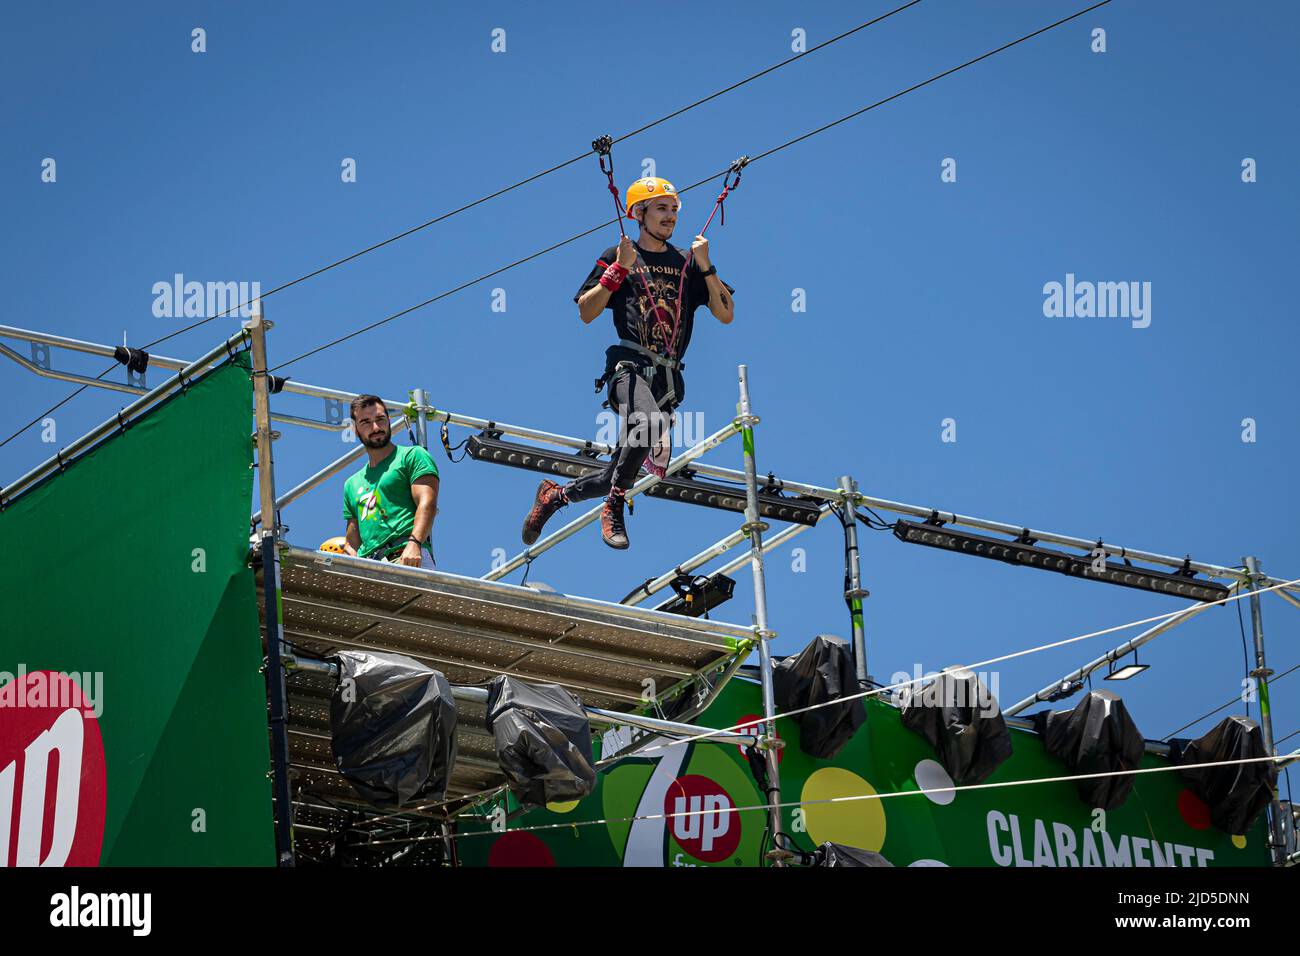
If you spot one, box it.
[3,317,1298,866]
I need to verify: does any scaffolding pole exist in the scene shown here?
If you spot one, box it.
[837,475,870,687]
[736,365,785,864]
[0,325,342,433]
[1273,587,1300,614]
[6,325,1295,593]
[249,306,295,867]
[0,327,253,507]
[482,416,746,582]
[412,387,430,449]
[711,508,832,579]
[1004,593,1230,717]
[250,416,412,527]
[621,503,832,607]
[1245,556,1286,866]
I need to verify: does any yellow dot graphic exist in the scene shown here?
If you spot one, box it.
[1231,834,1246,850]
[801,767,886,851]
[547,798,581,814]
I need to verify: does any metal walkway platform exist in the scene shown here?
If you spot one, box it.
[256,544,755,817]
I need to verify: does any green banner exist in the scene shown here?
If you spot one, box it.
[458,679,1270,868]
[0,354,272,866]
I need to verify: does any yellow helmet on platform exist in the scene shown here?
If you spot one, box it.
[320,536,348,554]
[625,177,681,221]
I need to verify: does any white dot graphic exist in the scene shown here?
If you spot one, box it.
[914,759,956,806]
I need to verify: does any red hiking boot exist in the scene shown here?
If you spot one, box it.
[521,479,569,545]
[601,487,629,550]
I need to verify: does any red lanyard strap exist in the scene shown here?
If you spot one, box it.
[593,135,669,348]
[592,139,749,358]
[592,134,629,243]
[703,155,748,232]
[666,155,748,355]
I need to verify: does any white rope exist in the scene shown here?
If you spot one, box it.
[345,783,509,831]
[446,750,1297,844]
[632,575,1300,756]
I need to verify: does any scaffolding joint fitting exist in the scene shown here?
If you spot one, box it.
[845,587,870,600]
[733,413,760,429]
[741,519,769,535]
[758,734,785,752]
[1250,666,1274,680]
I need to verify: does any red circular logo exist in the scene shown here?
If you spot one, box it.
[0,671,106,867]
[663,774,740,863]
[488,830,555,867]
[1177,788,1212,831]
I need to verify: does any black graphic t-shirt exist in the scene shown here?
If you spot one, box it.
[574,242,735,361]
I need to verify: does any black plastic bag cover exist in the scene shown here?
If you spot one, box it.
[899,668,1012,785]
[329,650,458,810]
[1171,716,1277,834]
[773,635,866,759]
[1033,690,1144,810]
[485,676,596,808]
[816,842,894,867]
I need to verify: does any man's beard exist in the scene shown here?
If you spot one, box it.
[361,429,391,450]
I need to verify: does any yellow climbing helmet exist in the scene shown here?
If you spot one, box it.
[625,177,682,221]
[319,536,348,554]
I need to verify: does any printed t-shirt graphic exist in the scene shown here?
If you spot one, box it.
[575,243,735,359]
[342,443,440,558]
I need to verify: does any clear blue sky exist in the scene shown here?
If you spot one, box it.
[3,1,1297,807]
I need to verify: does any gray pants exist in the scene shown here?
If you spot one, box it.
[566,368,673,502]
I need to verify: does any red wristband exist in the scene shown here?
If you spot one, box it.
[599,262,629,291]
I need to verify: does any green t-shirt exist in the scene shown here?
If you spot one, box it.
[342,444,440,559]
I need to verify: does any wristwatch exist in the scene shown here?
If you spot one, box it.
[698,264,717,278]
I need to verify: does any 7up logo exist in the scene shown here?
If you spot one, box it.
[664,775,739,863]
[0,671,107,866]
[358,489,380,522]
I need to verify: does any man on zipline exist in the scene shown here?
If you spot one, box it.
[521,176,735,550]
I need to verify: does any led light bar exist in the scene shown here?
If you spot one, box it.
[892,520,1230,603]
[467,433,823,526]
